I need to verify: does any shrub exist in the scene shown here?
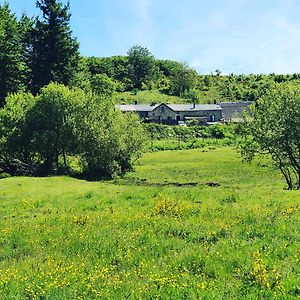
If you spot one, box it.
[0,83,145,178]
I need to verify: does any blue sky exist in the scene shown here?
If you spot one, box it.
[6,0,300,74]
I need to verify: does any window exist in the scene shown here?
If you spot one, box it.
[160,106,165,113]
[176,115,181,121]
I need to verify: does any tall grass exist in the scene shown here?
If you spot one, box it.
[0,148,299,298]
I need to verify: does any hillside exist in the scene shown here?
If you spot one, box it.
[85,54,300,105]
[1,147,300,298]
[113,86,223,105]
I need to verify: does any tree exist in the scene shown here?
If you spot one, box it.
[76,97,145,178]
[19,14,35,92]
[0,92,36,173]
[30,0,79,94]
[26,83,83,175]
[90,74,116,97]
[84,56,130,91]
[0,83,145,178]
[0,3,26,106]
[168,63,197,97]
[127,45,158,90]
[240,82,300,189]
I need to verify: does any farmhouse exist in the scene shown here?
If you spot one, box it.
[115,103,223,125]
[220,102,250,122]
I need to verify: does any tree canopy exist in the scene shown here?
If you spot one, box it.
[0,83,145,178]
[127,45,158,90]
[240,82,300,189]
[30,0,80,94]
[0,3,27,105]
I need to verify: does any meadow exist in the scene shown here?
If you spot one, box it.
[0,147,300,299]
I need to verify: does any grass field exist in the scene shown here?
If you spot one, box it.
[1,147,300,299]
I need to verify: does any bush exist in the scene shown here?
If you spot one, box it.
[0,83,145,178]
[0,172,11,179]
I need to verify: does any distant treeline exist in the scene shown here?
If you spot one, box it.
[2,1,300,108]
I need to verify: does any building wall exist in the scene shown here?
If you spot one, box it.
[178,110,223,122]
[149,104,177,120]
[148,105,222,122]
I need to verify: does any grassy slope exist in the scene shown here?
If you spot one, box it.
[114,90,187,104]
[0,148,300,299]
[114,86,224,105]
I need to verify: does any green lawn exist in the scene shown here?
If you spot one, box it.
[0,147,300,299]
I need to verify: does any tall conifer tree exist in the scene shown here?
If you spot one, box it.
[0,3,26,106]
[31,0,79,94]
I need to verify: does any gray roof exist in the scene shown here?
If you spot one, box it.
[115,104,158,112]
[115,103,222,112]
[167,104,222,111]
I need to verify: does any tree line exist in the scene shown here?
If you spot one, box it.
[0,0,145,178]
[0,0,199,106]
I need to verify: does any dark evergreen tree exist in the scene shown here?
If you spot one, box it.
[30,0,79,94]
[19,14,34,92]
[0,3,26,106]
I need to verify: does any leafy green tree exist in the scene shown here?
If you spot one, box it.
[168,63,197,97]
[26,83,84,175]
[0,3,26,106]
[90,74,116,97]
[240,82,300,189]
[85,56,130,91]
[127,45,158,90]
[30,0,79,94]
[77,98,145,178]
[85,56,114,77]
[0,92,36,171]
[69,57,92,92]
[0,83,145,178]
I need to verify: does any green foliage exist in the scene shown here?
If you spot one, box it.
[143,123,235,151]
[85,56,129,91]
[240,82,300,189]
[69,57,92,92]
[127,45,159,90]
[169,64,197,97]
[159,61,197,97]
[30,0,80,94]
[0,83,145,178]
[26,83,83,175]
[90,74,116,97]
[0,92,36,165]
[144,123,234,140]
[114,89,187,104]
[76,100,145,178]
[217,73,300,103]
[0,3,27,105]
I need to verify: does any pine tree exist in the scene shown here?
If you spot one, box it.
[19,14,35,93]
[0,3,26,106]
[31,0,79,94]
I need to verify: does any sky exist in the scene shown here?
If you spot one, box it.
[6,0,300,74]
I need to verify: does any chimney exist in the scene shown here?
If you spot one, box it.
[134,100,138,105]
[192,103,195,109]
